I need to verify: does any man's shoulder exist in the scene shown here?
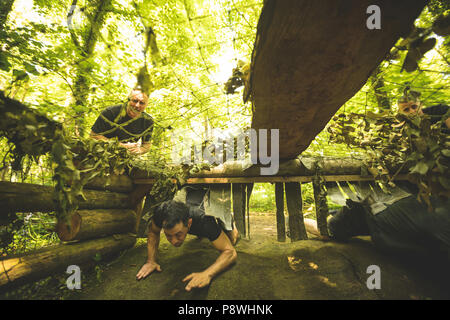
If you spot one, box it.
[140,112,154,124]
[422,104,449,116]
[100,104,124,117]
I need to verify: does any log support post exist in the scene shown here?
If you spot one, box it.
[312,177,330,237]
[284,182,307,241]
[232,183,247,238]
[274,182,286,242]
[129,184,153,234]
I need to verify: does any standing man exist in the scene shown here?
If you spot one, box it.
[136,200,238,291]
[90,87,154,154]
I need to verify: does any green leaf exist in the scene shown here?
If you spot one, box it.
[410,161,429,175]
[0,52,11,71]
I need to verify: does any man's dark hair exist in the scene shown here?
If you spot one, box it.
[154,200,190,229]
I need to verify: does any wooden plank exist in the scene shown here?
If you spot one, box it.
[274,182,286,242]
[284,182,307,241]
[232,184,246,238]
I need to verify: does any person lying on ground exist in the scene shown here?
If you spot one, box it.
[304,194,450,262]
[136,200,239,291]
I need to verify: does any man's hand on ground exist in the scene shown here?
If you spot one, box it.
[136,262,162,280]
[182,272,212,291]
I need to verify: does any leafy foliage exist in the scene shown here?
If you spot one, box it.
[328,110,450,206]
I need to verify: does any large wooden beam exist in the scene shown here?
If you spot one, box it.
[249,0,428,159]
[0,234,136,290]
[0,181,132,213]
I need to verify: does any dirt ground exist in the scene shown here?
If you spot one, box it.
[55,211,449,300]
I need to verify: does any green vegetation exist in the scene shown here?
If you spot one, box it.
[0,0,449,258]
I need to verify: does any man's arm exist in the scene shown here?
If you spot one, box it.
[127,141,152,155]
[136,220,162,280]
[90,131,109,141]
[182,231,237,291]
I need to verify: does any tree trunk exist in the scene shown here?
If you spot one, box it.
[285,182,307,241]
[0,234,135,290]
[0,181,132,214]
[56,209,136,241]
[0,0,14,28]
[71,0,112,135]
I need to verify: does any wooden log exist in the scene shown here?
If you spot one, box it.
[312,178,330,237]
[284,182,307,241]
[82,174,134,193]
[56,209,136,241]
[0,234,135,290]
[0,181,132,213]
[274,182,286,242]
[131,157,410,180]
[232,184,247,238]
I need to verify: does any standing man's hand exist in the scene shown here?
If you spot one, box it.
[120,142,151,155]
[182,272,212,291]
[136,261,162,280]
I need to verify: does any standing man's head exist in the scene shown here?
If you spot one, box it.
[154,200,192,247]
[126,87,149,119]
[397,87,423,116]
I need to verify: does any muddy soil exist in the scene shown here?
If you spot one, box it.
[61,212,450,300]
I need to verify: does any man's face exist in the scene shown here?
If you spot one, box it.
[126,90,149,118]
[163,219,192,247]
[398,101,423,116]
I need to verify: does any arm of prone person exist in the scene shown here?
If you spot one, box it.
[182,231,237,291]
[136,220,162,280]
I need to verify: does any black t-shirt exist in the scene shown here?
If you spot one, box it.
[91,104,154,143]
[422,104,449,134]
[152,206,222,242]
